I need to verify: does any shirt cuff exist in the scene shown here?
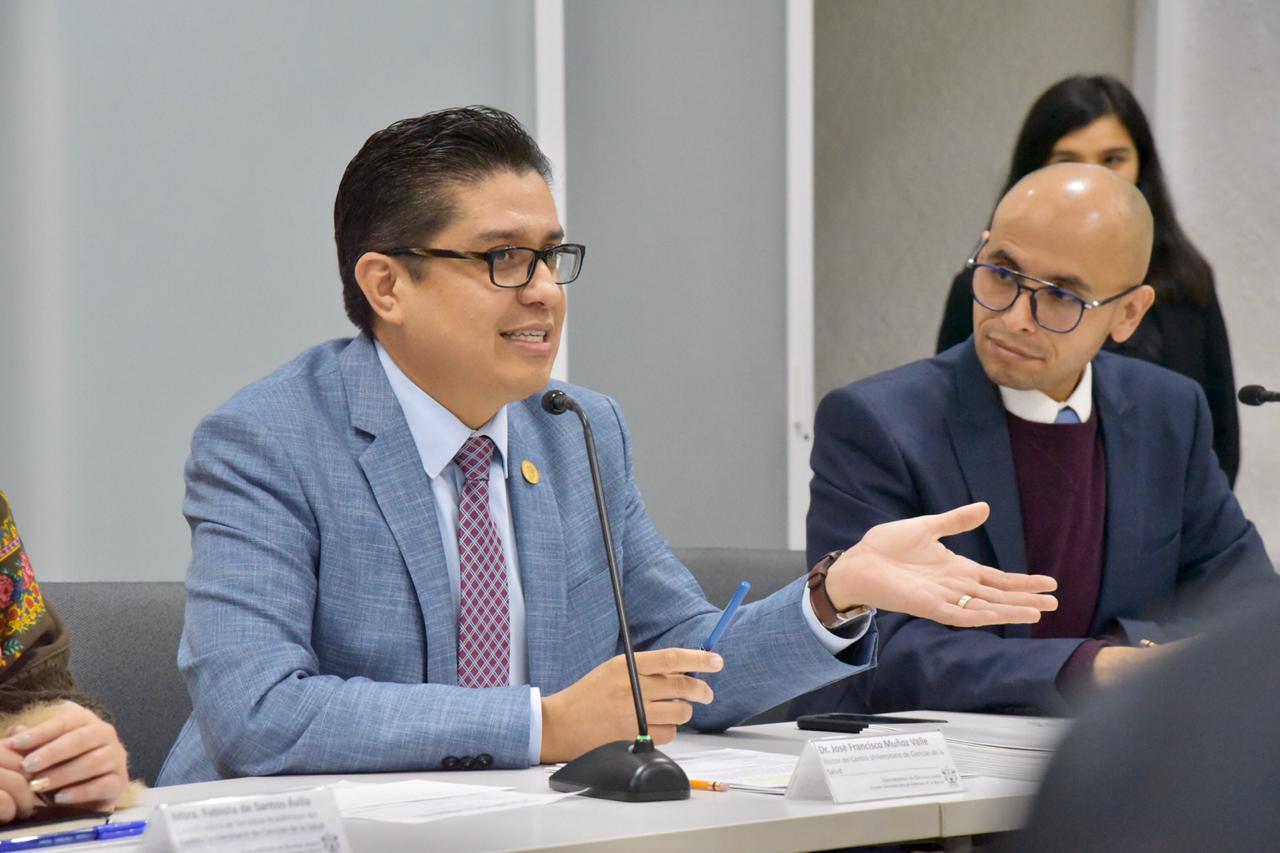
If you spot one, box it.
[800,583,873,653]
[529,687,542,765]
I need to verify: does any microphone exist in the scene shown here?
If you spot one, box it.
[540,389,689,802]
[1239,385,1280,406]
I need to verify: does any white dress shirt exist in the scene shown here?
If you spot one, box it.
[376,342,539,761]
[999,361,1094,424]
[376,340,862,764]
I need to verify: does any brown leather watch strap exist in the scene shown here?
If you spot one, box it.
[806,550,872,631]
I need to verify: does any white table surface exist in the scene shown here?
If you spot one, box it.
[90,714,1046,852]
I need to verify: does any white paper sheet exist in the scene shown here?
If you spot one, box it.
[329,779,510,812]
[340,789,575,824]
[675,748,799,793]
[866,716,1071,782]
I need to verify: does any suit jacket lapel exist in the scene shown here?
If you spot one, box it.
[340,335,458,685]
[506,401,569,693]
[1091,354,1142,633]
[945,344,1030,567]
[945,344,1031,638]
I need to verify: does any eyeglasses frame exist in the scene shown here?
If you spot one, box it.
[377,243,587,288]
[965,238,1142,334]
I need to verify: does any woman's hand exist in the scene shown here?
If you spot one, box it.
[3,702,128,810]
[0,744,37,823]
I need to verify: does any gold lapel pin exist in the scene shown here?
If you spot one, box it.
[521,459,540,485]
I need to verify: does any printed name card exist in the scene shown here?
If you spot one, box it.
[142,788,351,853]
[786,732,963,804]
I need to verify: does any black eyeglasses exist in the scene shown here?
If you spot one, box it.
[966,238,1141,333]
[378,243,586,288]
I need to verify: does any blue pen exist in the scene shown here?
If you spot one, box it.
[0,820,147,851]
[701,581,751,651]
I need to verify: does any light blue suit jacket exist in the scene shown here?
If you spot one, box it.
[159,335,873,784]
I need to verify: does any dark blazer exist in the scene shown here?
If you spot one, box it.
[937,267,1240,486]
[1013,590,1280,852]
[793,341,1274,716]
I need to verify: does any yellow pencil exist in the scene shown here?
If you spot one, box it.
[689,779,730,792]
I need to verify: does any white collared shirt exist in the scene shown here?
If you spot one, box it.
[375,341,538,760]
[999,362,1094,424]
[375,341,861,764]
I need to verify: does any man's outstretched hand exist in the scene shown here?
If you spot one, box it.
[824,502,1058,627]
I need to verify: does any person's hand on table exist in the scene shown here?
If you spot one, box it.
[0,744,37,823]
[824,501,1059,626]
[1092,639,1185,688]
[540,648,721,764]
[1,701,128,811]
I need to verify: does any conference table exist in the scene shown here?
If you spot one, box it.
[102,713,1049,851]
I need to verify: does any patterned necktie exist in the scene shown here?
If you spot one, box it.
[1055,406,1081,424]
[453,435,510,688]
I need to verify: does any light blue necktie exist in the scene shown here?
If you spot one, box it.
[1054,407,1081,424]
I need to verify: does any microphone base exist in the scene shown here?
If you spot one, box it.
[548,738,690,802]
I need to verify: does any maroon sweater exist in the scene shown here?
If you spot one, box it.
[1005,412,1110,689]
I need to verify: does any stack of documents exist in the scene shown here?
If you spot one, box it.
[868,716,1071,782]
[329,779,573,824]
[675,748,800,794]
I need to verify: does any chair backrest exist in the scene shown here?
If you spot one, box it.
[39,581,190,787]
[672,547,807,606]
[672,547,808,724]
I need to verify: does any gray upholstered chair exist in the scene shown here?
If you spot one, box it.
[672,547,807,606]
[673,547,808,723]
[40,581,190,786]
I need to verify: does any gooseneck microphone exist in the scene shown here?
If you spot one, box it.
[541,389,689,802]
[1239,385,1280,406]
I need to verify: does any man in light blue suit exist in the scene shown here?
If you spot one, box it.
[159,107,1056,784]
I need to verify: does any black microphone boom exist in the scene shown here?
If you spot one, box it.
[540,389,689,802]
[1239,385,1280,406]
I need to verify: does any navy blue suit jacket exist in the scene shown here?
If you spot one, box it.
[794,340,1274,715]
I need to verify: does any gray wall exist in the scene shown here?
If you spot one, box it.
[0,0,535,580]
[814,0,1135,395]
[565,0,789,549]
[1136,0,1280,556]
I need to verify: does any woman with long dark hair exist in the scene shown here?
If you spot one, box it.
[936,74,1239,485]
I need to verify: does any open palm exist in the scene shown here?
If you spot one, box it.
[828,502,1058,628]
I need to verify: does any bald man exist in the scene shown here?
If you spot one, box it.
[792,164,1276,716]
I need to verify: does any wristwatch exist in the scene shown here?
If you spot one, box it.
[807,550,874,635]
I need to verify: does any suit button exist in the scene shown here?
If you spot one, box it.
[458,756,475,769]
[477,753,493,768]
[441,756,459,770]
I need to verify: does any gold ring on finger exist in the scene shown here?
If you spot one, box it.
[956,594,973,609]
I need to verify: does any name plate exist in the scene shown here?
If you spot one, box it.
[786,732,963,804]
[142,788,351,853]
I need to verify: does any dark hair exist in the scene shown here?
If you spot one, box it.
[333,106,553,333]
[1002,75,1213,306]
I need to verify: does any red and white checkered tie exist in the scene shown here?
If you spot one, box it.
[454,435,510,688]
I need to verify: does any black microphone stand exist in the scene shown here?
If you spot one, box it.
[541,390,690,802]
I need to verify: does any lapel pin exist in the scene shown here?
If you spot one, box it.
[521,459,540,485]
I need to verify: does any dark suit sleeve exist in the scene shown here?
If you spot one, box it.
[802,387,1085,715]
[1163,384,1272,623]
[1095,379,1272,647]
[935,269,975,354]
[1201,289,1240,487]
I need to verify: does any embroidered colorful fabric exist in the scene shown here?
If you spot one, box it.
[0,491,50,670]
